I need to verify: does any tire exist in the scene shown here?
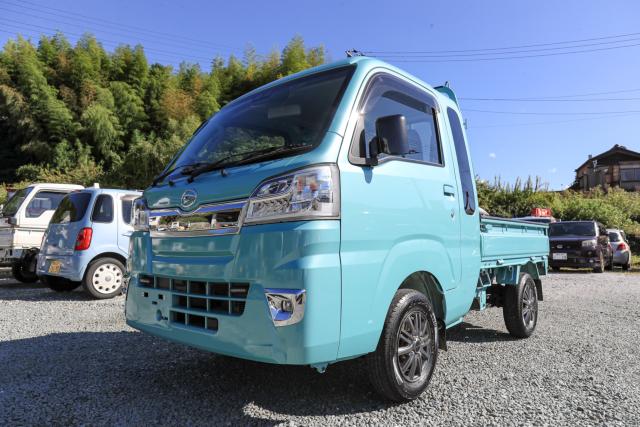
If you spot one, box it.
[503,273,539,338]
[42,275,81,292]
[83,257,125,299]
[605,256,613,271]
[551,266,561,272]
[11,261,38,283]
[366,289,438,402]
[593,252,605,273]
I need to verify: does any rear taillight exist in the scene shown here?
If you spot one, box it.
[618,242,628,251]
[74,227,93,251]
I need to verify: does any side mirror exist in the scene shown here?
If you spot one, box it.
[372,114,409,158]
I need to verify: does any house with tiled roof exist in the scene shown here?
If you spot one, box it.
[574,144,640,191]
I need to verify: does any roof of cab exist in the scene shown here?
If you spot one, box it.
[75,188,142,196]
[230,56,459,109]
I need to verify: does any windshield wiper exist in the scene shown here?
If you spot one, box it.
[151,162,206,186]
[186,145,311,183]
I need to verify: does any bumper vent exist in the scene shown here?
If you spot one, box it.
[138,275,249,332]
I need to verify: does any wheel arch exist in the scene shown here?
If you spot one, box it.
[519,261,544,301]
[398,271,446,322]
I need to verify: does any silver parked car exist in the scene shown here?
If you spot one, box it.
[607,229,632,271]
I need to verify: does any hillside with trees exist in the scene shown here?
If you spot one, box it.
[0,33,325,188]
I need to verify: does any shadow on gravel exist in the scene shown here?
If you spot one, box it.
[447,322,517,343]
[0,281,96,302]
[549,270,593,274]
[1,331,393,425]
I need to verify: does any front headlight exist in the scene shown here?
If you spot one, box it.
[244,165,340,224]
[132,197,150,231]
[582,239,597,248]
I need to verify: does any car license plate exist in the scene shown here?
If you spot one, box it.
[552,252,567,261]
[49,260,62,273]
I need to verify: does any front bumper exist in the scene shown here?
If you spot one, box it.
[549,255,600,268]
[125,220,342,365]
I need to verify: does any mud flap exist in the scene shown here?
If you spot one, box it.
[534,279,543,301]
[438,320,447,351]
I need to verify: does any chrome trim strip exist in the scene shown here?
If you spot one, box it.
[148,200,246,238]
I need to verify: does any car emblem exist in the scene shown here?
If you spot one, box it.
[557,244,563,249]
[180,189,197,209]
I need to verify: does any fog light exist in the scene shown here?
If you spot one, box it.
[264,289,306,327]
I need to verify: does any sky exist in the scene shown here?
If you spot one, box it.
[1,0,640,190]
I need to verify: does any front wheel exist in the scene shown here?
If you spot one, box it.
[503,273,539,338]
[366,289,438,402]
[593,252,605,273]
[83,257,125,299]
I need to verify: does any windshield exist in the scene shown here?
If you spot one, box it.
[50,192,92,224]
[164,66,355,177]
[549,222,596,237]
[2,187,33,217]
[608,232,621,242]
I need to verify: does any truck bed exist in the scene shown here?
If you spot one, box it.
[480,216,549,268]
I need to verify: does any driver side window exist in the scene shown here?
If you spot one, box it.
[356,74,442,165]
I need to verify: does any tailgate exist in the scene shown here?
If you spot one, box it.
[480,217,549,264]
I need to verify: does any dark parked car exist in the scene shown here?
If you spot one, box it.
[549,221,612,273]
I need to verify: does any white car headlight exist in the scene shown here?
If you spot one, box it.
[244,165,340,224]
[132,197,150,231]
[582,239,597,248]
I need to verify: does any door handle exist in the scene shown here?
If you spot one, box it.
[443,184,456,197]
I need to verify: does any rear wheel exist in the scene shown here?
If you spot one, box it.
[503,273,538,338]
[42,275,81,292]
[11,261,38,283]
[551,266,561,272]
[366,289,438,402]
[83,257,124,299]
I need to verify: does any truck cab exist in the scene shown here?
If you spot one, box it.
[0,183,83,282]
[125,57,548,402]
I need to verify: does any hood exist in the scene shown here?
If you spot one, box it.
[144,132,342,210]
[549,235,596,242]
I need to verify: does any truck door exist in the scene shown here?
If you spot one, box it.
[338,73,462,357]
[444,107,481,298]
[19,189,69,248]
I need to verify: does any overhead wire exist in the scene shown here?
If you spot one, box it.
[0,0,242,53]
[364,30,640,54]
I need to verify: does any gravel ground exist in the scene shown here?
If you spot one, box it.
[1,272,639,426]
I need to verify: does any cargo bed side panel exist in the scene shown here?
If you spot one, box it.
[480,217,549,263]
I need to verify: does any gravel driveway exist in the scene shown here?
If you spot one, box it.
[1,272,639,426]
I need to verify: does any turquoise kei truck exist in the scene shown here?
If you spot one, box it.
[126,57,549,402]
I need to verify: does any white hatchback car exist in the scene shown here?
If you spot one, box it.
[607,229,632,271]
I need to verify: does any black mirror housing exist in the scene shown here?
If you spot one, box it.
[375,114,408,156]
